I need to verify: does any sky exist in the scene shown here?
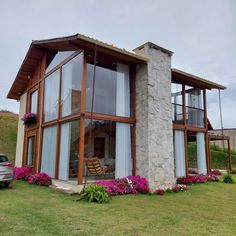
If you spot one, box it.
[0,0,235,129]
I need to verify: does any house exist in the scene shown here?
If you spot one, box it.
[7,34,226,191]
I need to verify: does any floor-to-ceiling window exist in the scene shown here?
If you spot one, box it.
[84,57,133,181]
[59,120,80,182]
[187,132,207,174]
[172,81,207,176]
[40,50,134,184]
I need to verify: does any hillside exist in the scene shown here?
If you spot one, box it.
[0,111,18,163]
[188,142,236,170]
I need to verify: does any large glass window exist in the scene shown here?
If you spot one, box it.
[27,136,35,166]
[30,90,38,114]
[174,130,185,177]
[187,132,207,174]
[46,51,75,74]
[171,83,183,124]
[186,86,204,127]
[61,53,83,117]
[41,126,57,178]
[59,120,80,182]
[44,70,60,122]
[86,62,131,117]
[83,119,132,180]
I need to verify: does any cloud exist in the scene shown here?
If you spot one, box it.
[0,0,235,128]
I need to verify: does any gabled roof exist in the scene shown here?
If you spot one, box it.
[7,33,148,100]
[172,68,226,90]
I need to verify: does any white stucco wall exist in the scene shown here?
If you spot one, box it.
[15,93,27,167]
[134,43,176,191]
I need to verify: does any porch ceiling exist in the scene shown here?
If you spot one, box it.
[172,68,226,90]
[7,33,148,100]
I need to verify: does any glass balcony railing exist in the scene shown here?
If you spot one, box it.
[172,104,205,128]
[186,106,205,128]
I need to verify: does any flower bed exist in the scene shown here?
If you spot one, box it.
[14,165,32,180]
[14,166,51,187]
[27,172,52,186]
[177,173,219,185]
[95,176,149,196]
[209,169,221,175]
[156,184,189,195]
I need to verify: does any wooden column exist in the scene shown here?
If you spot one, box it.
[203,89,210,173]
[77,54,86,184]
[228,139,232,172]
[37,55,46,172]
[208,136,212,171]
[55,67,62,179]
[182,85,188,175]
[131,66,136,176]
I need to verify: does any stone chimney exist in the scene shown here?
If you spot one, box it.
[133,42,175,191]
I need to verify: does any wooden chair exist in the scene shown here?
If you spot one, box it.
[86,157,114,176]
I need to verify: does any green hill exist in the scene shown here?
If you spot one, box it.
[0,111,18,163]
[188,142,236,170]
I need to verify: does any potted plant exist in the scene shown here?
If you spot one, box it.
[21,112,37,125]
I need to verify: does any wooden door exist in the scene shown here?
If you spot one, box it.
[94,137,105,158]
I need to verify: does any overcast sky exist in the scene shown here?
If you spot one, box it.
[0,0,235,129]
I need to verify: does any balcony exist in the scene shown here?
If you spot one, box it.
[172,104,205,128]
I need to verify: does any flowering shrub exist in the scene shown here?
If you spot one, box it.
[197,174,207,183]
[177,173,222,185]
[206,174,219,182]
[176,184,189,192]
[14,166,51,186]
[155,184,189,195]
[210,169,221,175]
[155,189,165,195]
[177,174,208,185]
[14,166,32,180]
[27,172,52,186]
[172,185,179,192]
[21,112,37,125]
[95,176,149,196]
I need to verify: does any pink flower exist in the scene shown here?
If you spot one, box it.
[21,112,37,124]
[155,189,165,195]
[210,169,221,175]
[95,176,149,196]
[14,166,33,180]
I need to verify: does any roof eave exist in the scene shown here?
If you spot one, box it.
[172,68,226,90]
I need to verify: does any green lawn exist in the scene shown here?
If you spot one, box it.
[1,180,236,236]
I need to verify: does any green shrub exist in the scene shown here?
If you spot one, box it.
[79,184,111,203]
[222,174,234,184]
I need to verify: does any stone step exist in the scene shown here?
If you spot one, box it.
[50,179,84,195]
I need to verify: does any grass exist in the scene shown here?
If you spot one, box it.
[1,180,236,236]
[0,111,18,162]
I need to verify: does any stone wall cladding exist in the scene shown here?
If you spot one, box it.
[134,43,176,191]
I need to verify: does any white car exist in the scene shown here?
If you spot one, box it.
[0,154,14,188]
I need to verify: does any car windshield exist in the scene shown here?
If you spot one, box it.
[0,155,8,163]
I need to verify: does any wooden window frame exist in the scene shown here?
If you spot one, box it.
[172,83,209,176]
[23,130,37,172]
[38,49,136,184]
